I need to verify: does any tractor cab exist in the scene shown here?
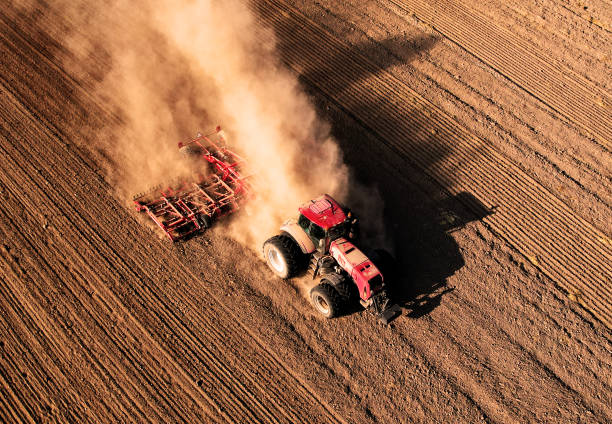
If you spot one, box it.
[297,195,357,253]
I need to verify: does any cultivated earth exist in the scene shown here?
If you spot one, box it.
[1,0,611,423]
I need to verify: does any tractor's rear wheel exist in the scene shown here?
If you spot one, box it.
[335,279,359,303]
[263,235,304,279]
[310,282,343,318]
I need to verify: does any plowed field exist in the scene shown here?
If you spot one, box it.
[1,1,610,423]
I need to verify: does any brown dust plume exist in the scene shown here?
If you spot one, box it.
[44,0,387,251]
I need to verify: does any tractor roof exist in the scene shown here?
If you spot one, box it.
[299,194,347,230]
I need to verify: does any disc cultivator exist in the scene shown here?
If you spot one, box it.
[133,127,252,241]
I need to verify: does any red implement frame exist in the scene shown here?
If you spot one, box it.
[133,127,252,241]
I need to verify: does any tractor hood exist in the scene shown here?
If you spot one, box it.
[329,238,383,300]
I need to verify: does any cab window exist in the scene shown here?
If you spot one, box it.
[310,223,325,239]
[298,214,310,231]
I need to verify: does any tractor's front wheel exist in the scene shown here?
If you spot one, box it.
[263,235,304,279]
[310,282,343,318]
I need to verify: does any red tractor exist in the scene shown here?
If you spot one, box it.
[263,195,401,324]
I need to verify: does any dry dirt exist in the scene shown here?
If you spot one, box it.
[1,0,611,423]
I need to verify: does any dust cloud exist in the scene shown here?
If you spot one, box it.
[151,1,350,247]
[51,0,387,250]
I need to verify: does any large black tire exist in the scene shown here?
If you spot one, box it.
[263,235,305,279]
[310,282,343,318]
[334,279,359,303]
[317,256,337,275]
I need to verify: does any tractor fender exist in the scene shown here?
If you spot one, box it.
[280,222,315,254]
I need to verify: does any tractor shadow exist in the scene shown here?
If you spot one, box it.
[257,10,497,319]
[341,187,492,320]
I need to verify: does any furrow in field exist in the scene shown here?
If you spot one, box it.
[0,118,267,423]
[273,0,611,269]
[261,0,612,266]
[1,2,608,422]
[0,298,48,422]
[386,0,611,148]
[0,29,347,417]
[416,53,612,206]
[0,249,131,422]
[298,54,612,322]
[0,152,217,422]
[0,89,274,421]
[0,361,35,424]
[402,279,609,419]
[254,0,612,328]
[266,1,612,266]
[0,10,118,121]
[0,124,294,421]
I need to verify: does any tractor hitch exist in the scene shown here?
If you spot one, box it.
[377,303,402,324]
[361,291,402,324]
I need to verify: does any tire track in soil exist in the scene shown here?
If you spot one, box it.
[0,142,216,422]
[560,3,612,34]
[386,0,612,150]
[252,0,612,329]
[0,80,345,423]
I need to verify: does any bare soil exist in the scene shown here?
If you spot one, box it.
[1,0,610,423]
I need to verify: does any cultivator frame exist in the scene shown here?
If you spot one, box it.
[133,127,252,241]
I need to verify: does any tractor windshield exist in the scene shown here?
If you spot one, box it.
[298,214,310,231]
[298,213,326,244]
